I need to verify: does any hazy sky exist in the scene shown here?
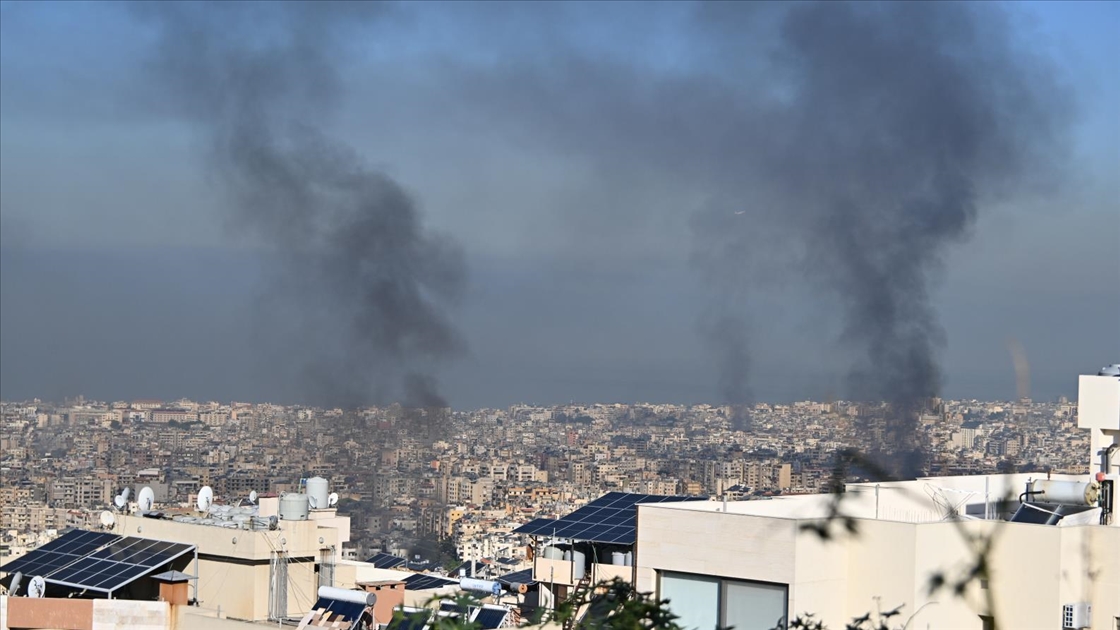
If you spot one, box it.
[1,1,1117,409]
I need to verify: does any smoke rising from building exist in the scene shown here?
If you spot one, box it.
[128,2,1067,468]
[138,3,465,408]
[682,2,1067,475]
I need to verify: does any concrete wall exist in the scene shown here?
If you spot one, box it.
[635,505,798,595]
[1078,374,1120,474]
[3,597,93,630]
[90,600,168,630]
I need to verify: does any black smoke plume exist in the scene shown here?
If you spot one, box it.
[137,3,465,409]
[687,2,1066,476]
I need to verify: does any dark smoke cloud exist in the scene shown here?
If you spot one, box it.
[136,2,465,408]
[124,2,1066,467]
[690,2,1067,474]
[428,2,1066,472]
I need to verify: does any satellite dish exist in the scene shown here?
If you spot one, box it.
[114,495,126,509]
[9,572,22,596]
[99,511,116,528]
[138,487,155,512]
[327,492,338,507]
[197,486,214,513]
[28,576,45,598]
[249,490,258,504]
[121,487,131,501]
[308,494,319,509]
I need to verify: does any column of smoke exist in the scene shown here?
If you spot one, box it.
[138,4,464,425]
[688,2,1065,478]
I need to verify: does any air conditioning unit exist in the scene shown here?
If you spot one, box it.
[1062,602,1091,629]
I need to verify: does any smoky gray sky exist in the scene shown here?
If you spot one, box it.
[1,1,1117,409]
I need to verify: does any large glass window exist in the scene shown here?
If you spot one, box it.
[660,572,720,630]
[660,571,788,630]
[724,579,788,630]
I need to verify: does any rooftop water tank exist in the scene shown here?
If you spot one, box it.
[306,477,329,510]
[570,550,587,581]
[280,493,310,520]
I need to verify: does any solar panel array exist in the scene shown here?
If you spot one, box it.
[367,552,406,569]
[0,529,194,594]
[401,573,459,591]
[513,492,701,544]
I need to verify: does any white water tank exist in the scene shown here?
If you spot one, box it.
[570,550,586,580]
[1030,480,1100,506]
[280,493,310,520]
[610,552,626,566]
[542,546,563,560]
[317,586,376,606]
[624,551,633,566]
[306,477,329,510]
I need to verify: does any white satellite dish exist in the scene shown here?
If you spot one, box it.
[99,511,116,528]
[28,576,46,598]
[113,495,126,509]
[249,490,258,504]
[308,494,319,509]
[327,492,338,507]
[196,486,214,513]
[121,487,131,502]
[138,487,155,512]
[9,572,22,596]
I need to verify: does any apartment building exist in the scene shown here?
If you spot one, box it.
[633,369,1120,630]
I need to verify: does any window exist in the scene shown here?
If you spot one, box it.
[660,571,788,630]
[660,572,719,630]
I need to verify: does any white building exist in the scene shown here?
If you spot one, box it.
[634,368,1120,630]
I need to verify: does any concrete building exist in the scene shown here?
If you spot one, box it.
[633,369,1120,630]
[111,495,351,623]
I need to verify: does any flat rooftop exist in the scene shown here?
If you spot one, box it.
[642,472,1104,525]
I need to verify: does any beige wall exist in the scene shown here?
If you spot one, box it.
[636,506,798,594]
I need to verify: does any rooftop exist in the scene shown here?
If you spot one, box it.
[645,471,1108,526]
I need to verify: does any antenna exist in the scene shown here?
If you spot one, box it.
[138,487,155,512]
[197,486,214,513]
[249,490,258,504]
[27,576,45,598]
[99,511,116,529]
[327,492,338,507]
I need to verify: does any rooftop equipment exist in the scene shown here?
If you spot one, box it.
[306,477,329,510]
[279,493,310,520]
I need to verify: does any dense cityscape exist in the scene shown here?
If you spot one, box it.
[0,395,1088,567]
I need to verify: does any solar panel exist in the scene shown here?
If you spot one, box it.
[388,610,431,629]
[367,552,406,569]
[474,606,508,629]
[0,530,118,578]
[0,529,195,594]
[513,493,702,544]
[497,568,534,586]
[311,596,368,622]
[402,573,458,591]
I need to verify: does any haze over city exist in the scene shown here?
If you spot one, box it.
[1,1,1117,410]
